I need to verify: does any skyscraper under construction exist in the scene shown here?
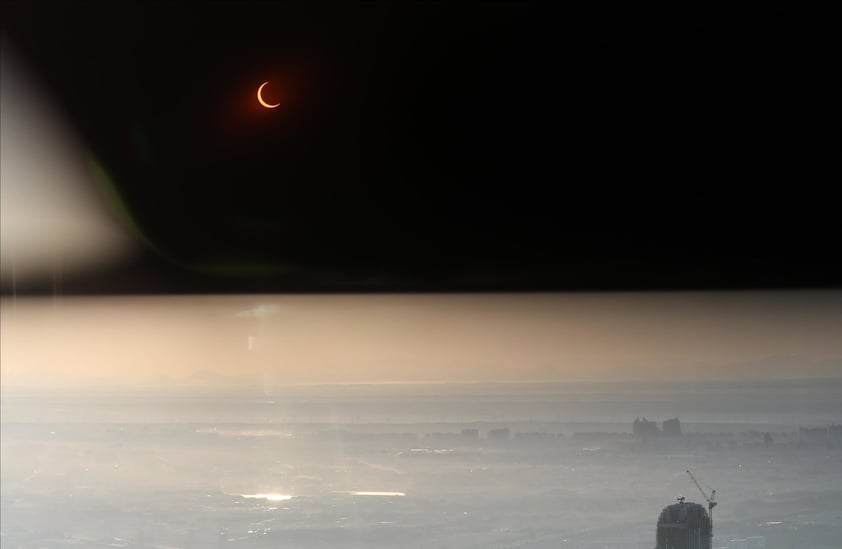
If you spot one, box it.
[655,498,712,549]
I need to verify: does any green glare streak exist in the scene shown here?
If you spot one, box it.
[87,156,159,254]
[87,157,295,277]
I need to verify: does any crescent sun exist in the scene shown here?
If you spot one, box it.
[257,82,280,109]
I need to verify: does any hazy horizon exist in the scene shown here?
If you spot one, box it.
[2,291,841,389]
[4,291,842,549]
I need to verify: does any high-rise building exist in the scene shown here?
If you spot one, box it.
[461,428,479,439]
[662,417,682,436]
[487,427,511,440]
[634,417,660,437]
[655,499,712,549]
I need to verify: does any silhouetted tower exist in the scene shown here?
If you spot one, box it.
[634,417,660,437]
[663,417,682,436]
[655,498,712,549]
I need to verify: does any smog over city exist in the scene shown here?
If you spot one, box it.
[2,293,841,548]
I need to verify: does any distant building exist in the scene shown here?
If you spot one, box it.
[799,427,828,445]
[634,417,660,437]
[461,428,479,439]
[662,418,682,436]
[487,427,511,440]
[655,500,712,549]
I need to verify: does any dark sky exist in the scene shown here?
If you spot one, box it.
[2,1,839,293]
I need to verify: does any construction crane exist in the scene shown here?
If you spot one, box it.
[686,469,717,524]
